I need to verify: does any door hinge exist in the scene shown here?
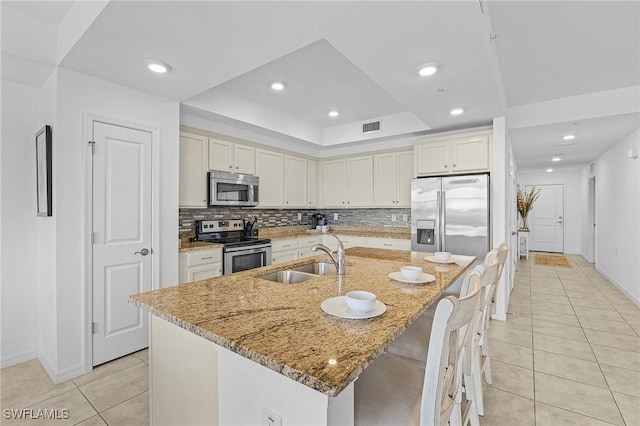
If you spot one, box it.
[92,322,98,334]
[91,232,95,244]
[88,140,95,154]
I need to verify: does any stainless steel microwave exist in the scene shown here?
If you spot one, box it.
[209,171,259,207]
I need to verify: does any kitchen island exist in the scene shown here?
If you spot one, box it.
[130,247,474,425]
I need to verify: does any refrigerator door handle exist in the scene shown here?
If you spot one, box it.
[441,191,447,252]
[435,190,441,252]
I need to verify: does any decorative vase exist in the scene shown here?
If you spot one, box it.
[519,216,529,232]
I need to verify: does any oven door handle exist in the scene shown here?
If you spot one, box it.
[224,243,272,253]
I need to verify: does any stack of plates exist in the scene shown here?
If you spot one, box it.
[388,271,436,284]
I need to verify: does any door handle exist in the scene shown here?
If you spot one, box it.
[135,248,150,256]
[557,221,563,224]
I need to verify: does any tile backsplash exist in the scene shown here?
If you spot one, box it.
[179,207,410,236]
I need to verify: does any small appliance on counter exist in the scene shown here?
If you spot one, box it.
[312,213,326,229]
[195,218,271,275]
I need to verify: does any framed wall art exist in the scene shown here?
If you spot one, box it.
[36,125,52,217]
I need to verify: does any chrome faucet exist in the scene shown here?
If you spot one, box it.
[311,234,345,275]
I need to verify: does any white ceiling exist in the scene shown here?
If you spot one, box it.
[2,1,639,173]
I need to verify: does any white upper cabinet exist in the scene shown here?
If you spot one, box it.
[415,132,491,176]
[179,132,209,208]
[307,159,317,208]
[322,156,374,208]
[284,155,308,208]
[374,151,413,207]
[255,149,284,207]
[208,138,255,175]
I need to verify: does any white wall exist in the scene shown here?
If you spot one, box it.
[48,69,180,381]
[0,81,41,367]
[586,128,639,305]
[518,170,583,254]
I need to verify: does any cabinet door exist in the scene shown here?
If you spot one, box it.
[322,159,346,207]
[284,155,307,207]
[307,160,317,208]
[272,250,298,265]
[396,151,414,207]
[186,263,222,284]
[234,144,255,175]
[208,138,234,172]
[179,133,209,207]
[346,156,373,207]
[374,153,397,207]
[451,135,489,172]
[255,149,284,207]
[415,141,449,175]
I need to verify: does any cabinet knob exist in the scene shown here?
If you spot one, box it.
[453,163,457,167]
[444,164,448,168]
[236,166,239,169]
[229,165,232,169]
[286,201,289,204]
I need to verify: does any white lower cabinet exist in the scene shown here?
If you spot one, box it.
[329,235,365,249]
[178,248,223,284]
[271,238,299,265]
[298,235,323,259]
[364,237,411,251]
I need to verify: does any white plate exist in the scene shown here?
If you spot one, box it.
[388,271,436,284]
[424,255,460,264]
[321,296,386,319]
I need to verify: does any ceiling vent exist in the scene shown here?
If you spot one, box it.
[362,121,381,134]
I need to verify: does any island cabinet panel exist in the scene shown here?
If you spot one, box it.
[150,316,218,426]
[414,131,491,176]
[179,132,209,208]
[284,155,308,208]
[208,138,256,175]
[255,149,284,207]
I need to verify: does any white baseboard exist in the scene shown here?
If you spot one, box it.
[39,354,86,384]
[580,253,595,264]
[596,266,640,307]
[1,350,39,369]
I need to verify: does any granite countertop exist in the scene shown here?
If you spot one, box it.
[130,248,474,397]
[179,225,410,252]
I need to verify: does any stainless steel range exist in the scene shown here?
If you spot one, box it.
[195,219,271,275]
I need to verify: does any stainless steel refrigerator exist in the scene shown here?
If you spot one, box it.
[411,173,490,260]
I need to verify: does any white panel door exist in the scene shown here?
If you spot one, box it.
[92,121,152,366]
[527,184,564,253]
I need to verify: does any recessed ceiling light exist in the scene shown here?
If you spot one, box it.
[328,110,340,117]
[449,108,464,115]
[562,134,575,140]
[546,168,553,172]
[271,82,285,91]
[417,64,439,76]
[552,157,561,162]
[145,60,171,74]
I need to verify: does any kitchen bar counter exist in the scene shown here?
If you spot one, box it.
[130,248,473,397]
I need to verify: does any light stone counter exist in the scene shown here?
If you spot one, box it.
[130,248,473,397]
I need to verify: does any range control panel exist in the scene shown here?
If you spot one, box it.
[198,219,245,233]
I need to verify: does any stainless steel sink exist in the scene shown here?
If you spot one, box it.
[291,262,337,275]
[257,270,318,284]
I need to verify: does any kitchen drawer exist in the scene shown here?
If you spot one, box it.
[181,248,222,267]
[185,263,222,284]
[364,237,411,251]
[331,235,365,249]
[271,238,299,253]
[298,235,323,249]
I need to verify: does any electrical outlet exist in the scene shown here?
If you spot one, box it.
[391,214,397,222]
[334,213,339,220]
[297,213,302,220]
[262,407,282,426]
[403,214,408,222]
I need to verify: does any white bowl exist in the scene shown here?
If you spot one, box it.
[434,251,452,262]
[400,266,423,281]
[345,291,377,313]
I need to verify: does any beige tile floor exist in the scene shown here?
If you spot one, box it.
[1,254,639,425]
[0,349,149,425]
[481,254,640,426]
